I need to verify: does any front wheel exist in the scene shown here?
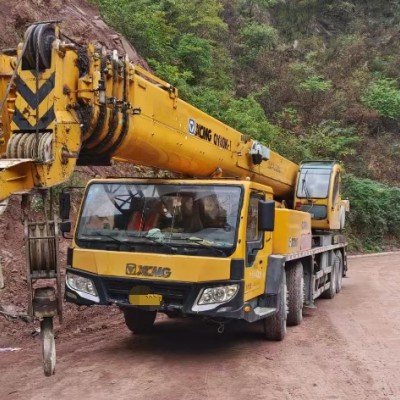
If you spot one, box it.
[263,272,287,341]
[123,308,157,334]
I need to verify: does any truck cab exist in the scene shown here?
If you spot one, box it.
[64,178,280,321]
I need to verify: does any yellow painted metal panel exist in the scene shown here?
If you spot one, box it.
[273,209,312,254]
[0,160,35,198]
[73,248,231,282]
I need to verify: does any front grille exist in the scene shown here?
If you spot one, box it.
[103,278,192,303]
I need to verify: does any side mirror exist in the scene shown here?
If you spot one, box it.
[59,192,71,220]
[59,221,71,233]
[258,200,275,232]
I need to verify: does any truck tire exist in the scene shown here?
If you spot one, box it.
[321,260,336,299]
[286,261,304,326]
[335,250,343,293]
[123,308,157,334]
[263,272,287,341]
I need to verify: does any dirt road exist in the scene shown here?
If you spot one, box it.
[1,254,399,400]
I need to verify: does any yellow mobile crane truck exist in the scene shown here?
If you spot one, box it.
[0,23,348,375]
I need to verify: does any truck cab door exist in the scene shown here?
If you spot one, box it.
[244,191,270,301]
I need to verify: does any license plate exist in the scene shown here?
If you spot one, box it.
[128,294,162,306]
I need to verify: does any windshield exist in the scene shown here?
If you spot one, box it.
[76,183,242,256]
[297,168,331,199]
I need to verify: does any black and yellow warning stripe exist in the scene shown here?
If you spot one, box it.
[12,71,55,132]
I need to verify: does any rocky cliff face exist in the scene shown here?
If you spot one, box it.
[0,0,148,68]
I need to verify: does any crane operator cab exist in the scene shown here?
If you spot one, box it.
[294,161,349,231]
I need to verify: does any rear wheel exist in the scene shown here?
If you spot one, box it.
[263,272,287,341]
[123,308,157,334]
[286,261,304,326]
[335,250,343,293]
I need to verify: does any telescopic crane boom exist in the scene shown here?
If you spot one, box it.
[0,23,298,204]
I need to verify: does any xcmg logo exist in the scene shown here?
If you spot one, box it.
[187,118,232,150]
[126,263,172,278]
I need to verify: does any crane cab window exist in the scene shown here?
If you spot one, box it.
[297,168,332,199]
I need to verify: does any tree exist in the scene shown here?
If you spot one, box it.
[176,34,213,83]
[96,0,175,62]
[162,0,227,40]
[361,77,400,120]
[240,23,278,62]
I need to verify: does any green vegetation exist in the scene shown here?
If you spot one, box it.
[93,0,400,251]
[361,77,400,119]
[343,175,400,251]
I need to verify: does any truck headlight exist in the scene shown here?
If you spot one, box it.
[198,284,239,305]
[66,273,98,297]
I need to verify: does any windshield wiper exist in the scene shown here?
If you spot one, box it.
[301,170,312,201]
[171,237,227,256]
[136,234,178,254]
[84,231,136,250]
[95,232,123,243]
